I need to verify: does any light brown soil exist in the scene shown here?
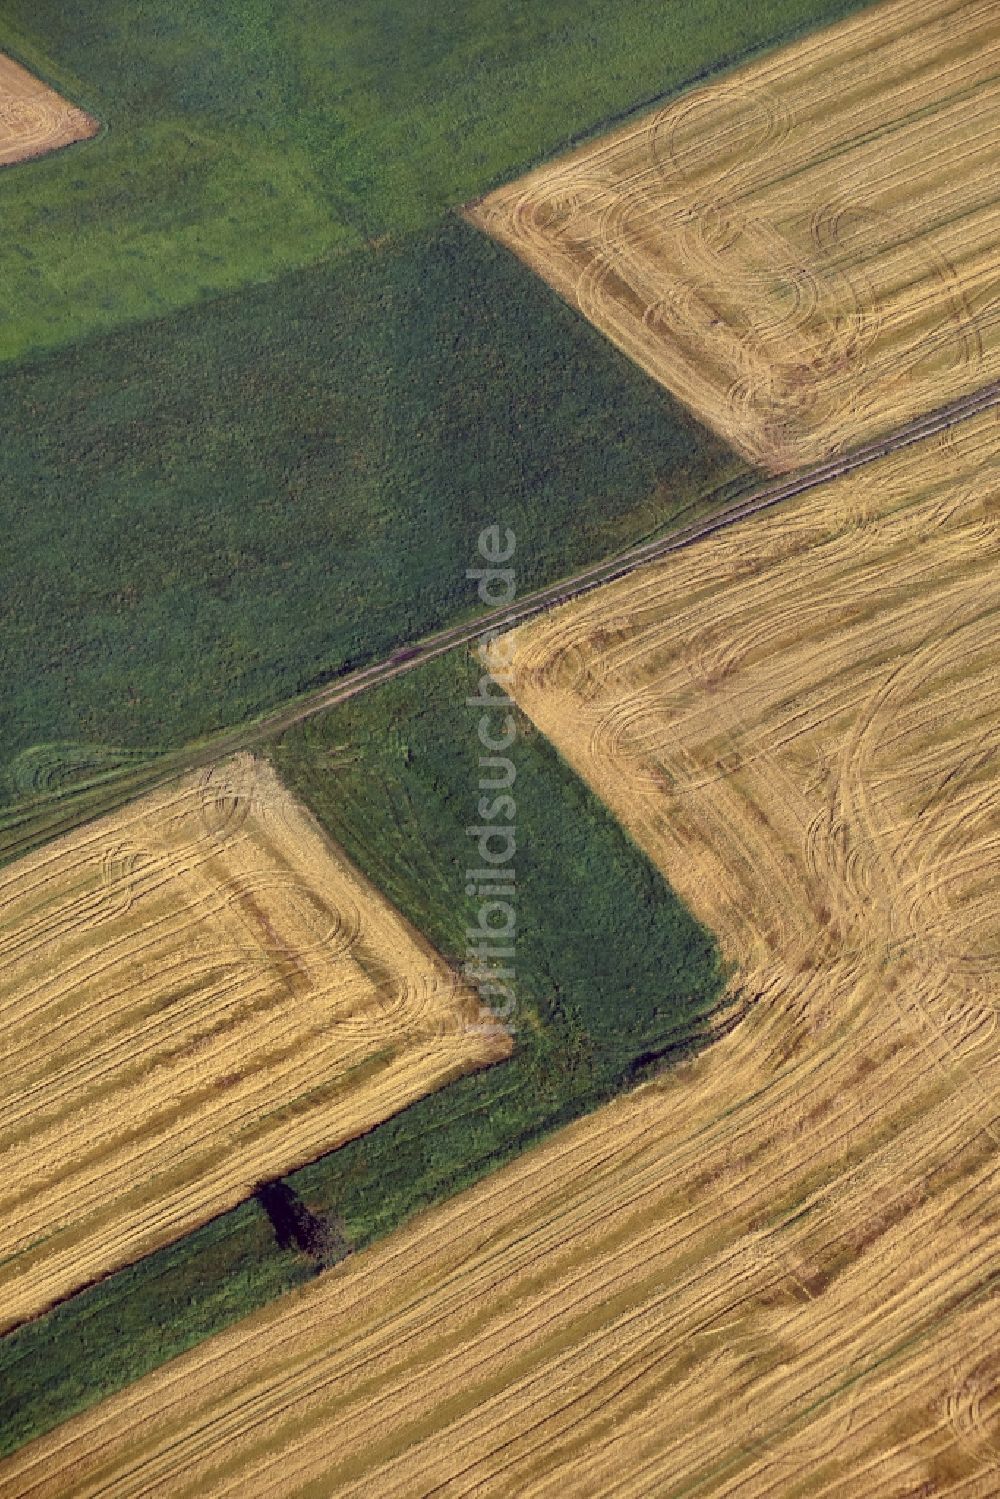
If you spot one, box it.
[0,755,509,1333]
[469,0,1000,472]
[0,53,97,167]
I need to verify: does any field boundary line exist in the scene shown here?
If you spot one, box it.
[3,377,998,864]
[248,376,1000,724]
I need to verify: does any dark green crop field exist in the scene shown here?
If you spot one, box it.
[0,651,726,1456]
[0,218,746,805]
[2,0,870,360]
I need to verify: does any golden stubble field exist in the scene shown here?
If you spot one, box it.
[0,755,509,1333]
[0,53,96,167]
[4,415,998,1496]
[469,0,1000,471]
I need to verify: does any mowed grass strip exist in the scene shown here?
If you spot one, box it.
[471,0,1000,470]
[6,414,999,1496]
[0,753,508,1332]
[0,52,95,166]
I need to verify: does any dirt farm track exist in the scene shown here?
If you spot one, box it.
[0,53,96,167]
[0,756,508,1334]
[2,416,998,1494]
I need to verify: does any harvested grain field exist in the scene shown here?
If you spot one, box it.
[469,0,1000,472]
[6,412,998,1497]
[0,53,96,167]
[0,755,508,1333]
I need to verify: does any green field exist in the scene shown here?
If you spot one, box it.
[0,650,725,1456]
[3,0,870,361]
[0,220,746,810]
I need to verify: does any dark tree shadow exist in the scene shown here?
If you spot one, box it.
[254,1179,351,1269]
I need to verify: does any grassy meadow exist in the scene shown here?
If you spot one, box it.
[0,220,746,807]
